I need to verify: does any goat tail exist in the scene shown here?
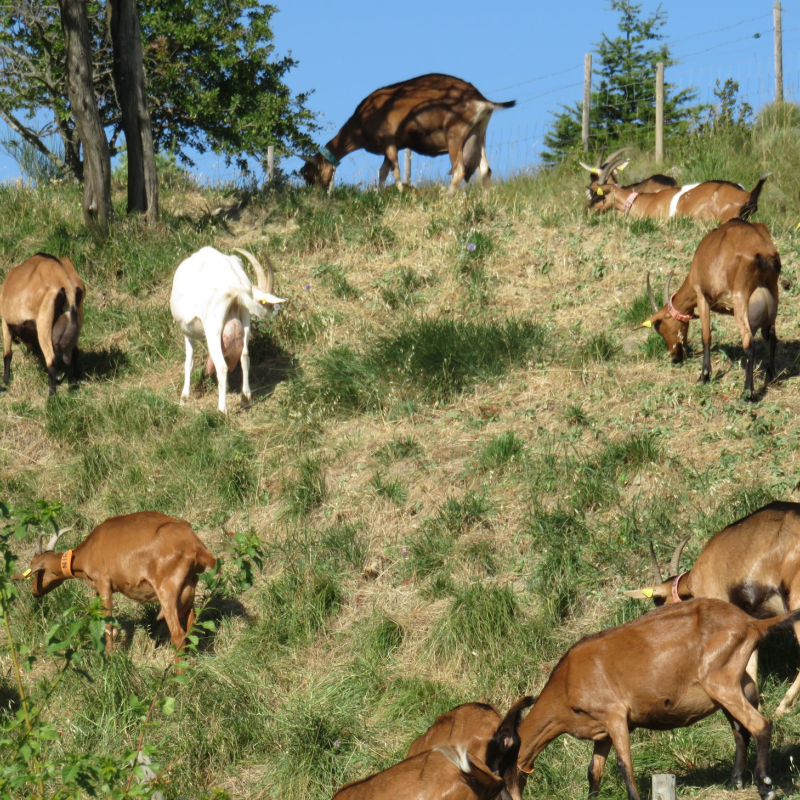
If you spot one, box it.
[435,745,472,775]
[435,746,505,796]
[196,550,217,573]
[739,172,770,221]
[754,606,800,638]
[755,251,782,275]
[494,100,517,110]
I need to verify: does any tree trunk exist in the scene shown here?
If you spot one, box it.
[107,0,158,223]
[59,0,112,239]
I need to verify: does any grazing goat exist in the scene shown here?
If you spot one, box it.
[331,745,503,800]
[579,147,677,198]
[517,599,800,800]
[13,511,216,654]
[588,155,768,221]
[626,501,800,717]
[1,252,85,395]
[641,218,780,398]
[170,247,284,414]
[407,698,533,800]
[300,73,515,196]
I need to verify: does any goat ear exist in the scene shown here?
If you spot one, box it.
[579,162,599,174]
[11,566,42,580]
[624,589,652,599]
[595,187,604,197]
[614,160,629,172]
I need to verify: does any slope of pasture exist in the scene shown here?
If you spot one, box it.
[2,125,800,800]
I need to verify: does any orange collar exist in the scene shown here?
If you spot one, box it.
[60,549,75,578]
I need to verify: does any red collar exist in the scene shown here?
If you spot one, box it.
[60,549,75,578]
[623,192,639,215]
[668,293,692,323]
[672,571,688,602]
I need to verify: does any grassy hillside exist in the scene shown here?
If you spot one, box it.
[3,121,800,800]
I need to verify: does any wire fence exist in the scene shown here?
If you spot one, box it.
[327,7,800,188]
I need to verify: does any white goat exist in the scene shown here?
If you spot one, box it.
[170,247,284,413]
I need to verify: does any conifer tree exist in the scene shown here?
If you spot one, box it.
[542,1,699,164]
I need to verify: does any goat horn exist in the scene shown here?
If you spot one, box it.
[601,147,632,169]
[663,271,674,307]
[233,248,274,295]
[596,145,607,169]
[598,156,626,186]
[648,541,663,584]
[669,535,691,577]
[646,273,659,312]
[45,526,73,552]
[35,533,45,556]
[579,162,599,174]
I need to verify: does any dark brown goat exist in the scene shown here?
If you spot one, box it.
[517,599,799,800]
[641,218,780,398]
[407,698,533,800]
[13,512,216,654]
[1,252,85,395]
[331,745,503,800]
[626,501,800,717]
[300,74,515,195]
[588,158,768,221]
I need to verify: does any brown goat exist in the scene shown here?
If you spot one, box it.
[641,218,780,398]
[331,745,503,800]
[406,697,534,800]
[580,147,678,198]
[517,599,800,800]
[300,73,515,196]
[626,501,800,717]
[13,512,216,654]
[588,158,768,221]
[1,252,85,395]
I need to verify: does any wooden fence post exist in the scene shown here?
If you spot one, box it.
[774,1,783,103]
[267,145,274,182]
[652,773,676,800]
[582,53,592,153]
[655,62,664,164]
[404,149,412,185]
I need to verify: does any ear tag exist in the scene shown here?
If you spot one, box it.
[616,163,627,171]
[22,568,32,578]
[596,187,604,196]
[642,588,654,598]
[641,320,653,328]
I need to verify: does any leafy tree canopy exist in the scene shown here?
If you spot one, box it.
[542,0,701,165]
[0,1,317,178]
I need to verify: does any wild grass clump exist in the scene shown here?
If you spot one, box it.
[283,455,327,518]
[374,436,423,464]
[370,472,408,504]
[617,290,655,328]
[312,263,360,299]
[371,316,547,400]
[404,492,493,586]
[571,332,619,365]
[378,266,429,309]
[289,346,380,416]
[478,431,525,471]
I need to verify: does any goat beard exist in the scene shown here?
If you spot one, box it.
[206,318,244,375]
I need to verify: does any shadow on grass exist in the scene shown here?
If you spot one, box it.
[194,335,296,403]
[125,594,249,654]
[79,345,131,381]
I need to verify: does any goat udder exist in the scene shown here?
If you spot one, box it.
[206,318,245,374]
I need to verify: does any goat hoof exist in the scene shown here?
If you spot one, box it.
[741,390,756,403]
[179,395,189,406]
[698,374,710,384]
[775,703,790,717]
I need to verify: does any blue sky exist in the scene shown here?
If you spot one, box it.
[1,1,798,185]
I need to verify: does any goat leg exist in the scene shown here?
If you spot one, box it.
[697,295,712,383]
[2,319,10,387]
[764,325,777,383]
[587,737,612,797]
[605,721,641,800]
[722,709,750,789]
